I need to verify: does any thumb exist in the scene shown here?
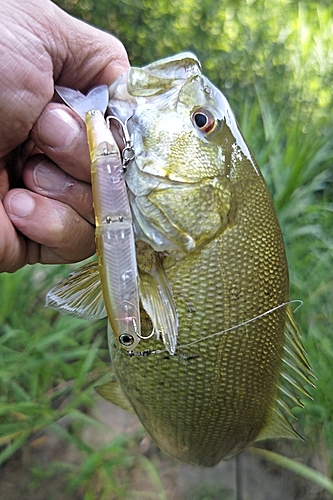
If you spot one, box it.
[48,2,130,90]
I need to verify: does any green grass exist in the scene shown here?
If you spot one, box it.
[0,264,107,457]
[0,264,128,495]
[250,448,333,495]
[0,266,170,498]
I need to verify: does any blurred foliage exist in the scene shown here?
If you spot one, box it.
[55,0,333,120]
[1,0,333,496]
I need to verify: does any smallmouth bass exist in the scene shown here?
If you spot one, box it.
[47,53,314,466]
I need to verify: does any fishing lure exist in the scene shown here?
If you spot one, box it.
[47,85,143,350]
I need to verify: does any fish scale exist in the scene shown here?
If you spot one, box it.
[123,134,286,462]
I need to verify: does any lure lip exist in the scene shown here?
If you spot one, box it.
[55,85,109,120]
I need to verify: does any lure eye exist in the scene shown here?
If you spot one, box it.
[119,333,135,347]
[192,108,216,134]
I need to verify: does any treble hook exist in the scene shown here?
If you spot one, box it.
[107,115,135,168]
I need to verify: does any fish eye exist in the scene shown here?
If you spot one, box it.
[192,108,216,134]
[119,333,135,347]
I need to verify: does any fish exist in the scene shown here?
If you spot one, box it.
[47,53,315,467]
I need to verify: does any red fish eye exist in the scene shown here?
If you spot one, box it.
[192,109,215,133]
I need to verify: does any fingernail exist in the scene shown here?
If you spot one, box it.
[38,108,81,150]
[34,161,71,192]
[8,192,35,217]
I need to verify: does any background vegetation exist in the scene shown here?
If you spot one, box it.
[1,0,332,498]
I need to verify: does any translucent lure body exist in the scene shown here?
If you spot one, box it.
[54,86,141,350]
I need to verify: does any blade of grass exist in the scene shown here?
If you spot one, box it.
[250,447,333,495]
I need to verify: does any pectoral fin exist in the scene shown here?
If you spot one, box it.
[137,242,178,355]
[46,261,106,320]
[95,380,135,414]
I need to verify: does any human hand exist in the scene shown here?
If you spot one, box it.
[0,0,130,272]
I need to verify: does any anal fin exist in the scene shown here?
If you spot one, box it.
[256,408,302,441]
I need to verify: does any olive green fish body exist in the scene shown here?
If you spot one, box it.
[47,53,314,467]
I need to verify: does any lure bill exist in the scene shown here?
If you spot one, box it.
[47,86,141,350]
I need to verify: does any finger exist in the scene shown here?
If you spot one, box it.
[30,103,91,182]
[0,158,9,198]
[0,201,26,273]
[3,188,95,267]
[23,155,94,225]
